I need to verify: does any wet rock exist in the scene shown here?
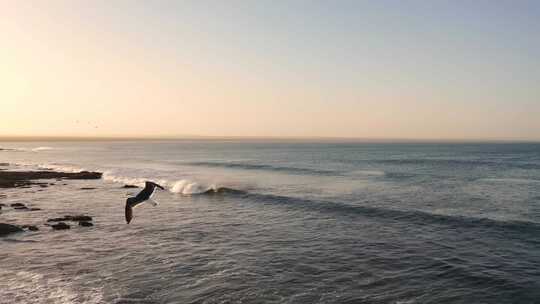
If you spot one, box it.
[51,222,70,230]
[14,206,29,210]
[38,184,48,188]
[21,225,39,231]
[10,203,26,208]
[66,215,93,221]
[123,184,139,188]
[49,183,55,186]
[0,203,6,207]
[0,170,102,188]
[0,223,23,236]
[47,217,66,222]
[80,187,97,190]
[0,163,9,166]
[48,215,93,222]
[78,221,93,227]
[29,208,42,211]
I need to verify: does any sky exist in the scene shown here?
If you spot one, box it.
[1,0,539,140]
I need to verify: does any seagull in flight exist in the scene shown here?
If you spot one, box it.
[125,181,165,224]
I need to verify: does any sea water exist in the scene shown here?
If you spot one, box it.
[1,141,539,303]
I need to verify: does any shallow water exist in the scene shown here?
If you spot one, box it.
[1,141,539,303]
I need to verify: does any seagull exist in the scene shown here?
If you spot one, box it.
[125,181,165,224]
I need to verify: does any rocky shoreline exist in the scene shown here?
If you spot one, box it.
[0,170,102,188]
[0,167,102,236]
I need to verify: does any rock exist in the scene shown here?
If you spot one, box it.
[47,217,66,222]
[51,222,70,230]
[38,184,48,188]
[28,208,41,211]
[0,223,23,236]
[21,225,39,231]
[0,203,6,207]
[80,187,96,190]
[123,184,139,188]
[0,163,9,166]
[10,203,26,208]
[66,215,93,221]
[78,221,93,227]
[48,215,93,222]
[0,170,102,188]
[14,206,29,210]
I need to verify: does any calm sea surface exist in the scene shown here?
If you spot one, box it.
[1,141,539,303]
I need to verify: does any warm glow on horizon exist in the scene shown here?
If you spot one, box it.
[1,1,539,140]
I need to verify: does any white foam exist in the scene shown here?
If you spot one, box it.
[1,146,54,152]
[102,171,212,194]
[38,163,87,173]
[0,270,104,304]
[102,171,148,187]
[170,179,212,194]
[31,146,54,152]
[20,162,228,195]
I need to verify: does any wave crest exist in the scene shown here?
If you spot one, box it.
[38,163,86,173]
[31,147,54,152]
[185,161,339,176]
[20,162,248,196]
[103,171,239,195]
[0,147,54,152]
[170,180,208,194]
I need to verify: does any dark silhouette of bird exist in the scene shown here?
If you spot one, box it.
[125,181,165,224]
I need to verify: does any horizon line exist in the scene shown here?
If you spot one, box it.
[1,135,539,143]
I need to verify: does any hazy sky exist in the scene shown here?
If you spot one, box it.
[1,1,539,139]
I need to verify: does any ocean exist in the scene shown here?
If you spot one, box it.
[1,141,539,303]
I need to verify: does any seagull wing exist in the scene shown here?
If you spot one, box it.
[133,182,156,201]
[148,181,165,190]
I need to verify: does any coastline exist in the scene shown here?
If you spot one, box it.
[0,165,102,236]
[0,169,102,188]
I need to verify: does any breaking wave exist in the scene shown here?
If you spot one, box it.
[102,171,243,195]
[0,146,54,152]
[22,162,245,195]
[37,163,87,173]
[31,146,54,152]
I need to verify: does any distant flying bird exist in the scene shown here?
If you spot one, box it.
[125,181,165,224]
